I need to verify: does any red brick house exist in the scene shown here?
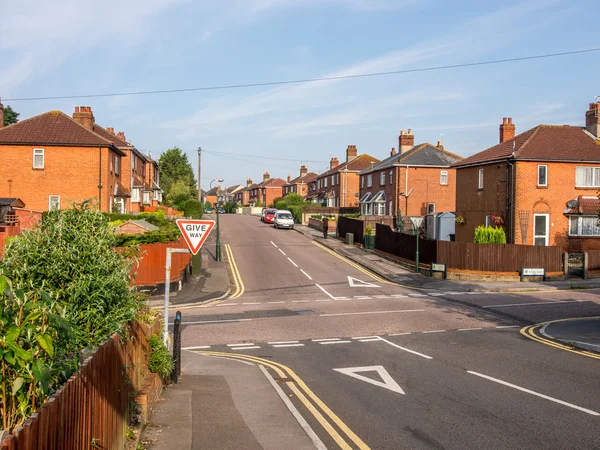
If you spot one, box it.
[248,173,285,206]
[359,129,462,220]
[309,145,379,207]
[453,102,600,251]
[235,179,253,206]
[283,165,318,198]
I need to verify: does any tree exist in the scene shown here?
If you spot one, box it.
[3,105,19,126]
[158,147,198,202]
[182,199,204,218]
[168,180,192,209]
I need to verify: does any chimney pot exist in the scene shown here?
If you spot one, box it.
[300,165,308,176]
[408,129,412,135]
[390,147,396,156]
[585,101,600,138]
[503,117,507,124]
[73,105,95,129]
[346,145,358,162]
[437,140,444,150]
[499,117,516,143]
[399,128,415,154]
[508,117,512,124]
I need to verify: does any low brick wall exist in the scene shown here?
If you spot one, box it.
[308,218,337,232]
[135,372,163,420]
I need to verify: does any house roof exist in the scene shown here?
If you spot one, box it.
[120,219,160,232]
[0,198,25,207]
[318,154,381,178]
[285,172,318,186]
[564,196,600,215]
[454,125,600,168]
[92,125,134,148]
[364,143,462,173]
[259,178,286,188]
[0,111,124,155]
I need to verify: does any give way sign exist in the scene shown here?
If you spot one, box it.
[176,219,215,255]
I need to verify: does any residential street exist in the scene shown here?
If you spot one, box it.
[174,214,600,450]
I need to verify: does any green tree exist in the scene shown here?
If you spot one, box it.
[473,225,507,244]
[158,147,198,203]
[204,201,213,210]
[182,199,204,218]
[3,105,19,126]
[168,180,192,209]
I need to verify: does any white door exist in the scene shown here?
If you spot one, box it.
[533,214,549,246]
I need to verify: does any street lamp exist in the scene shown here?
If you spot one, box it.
[211,178,224,262]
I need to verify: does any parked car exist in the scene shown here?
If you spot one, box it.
[274,210,294,229]
[217,207,225,214]
[264,209,277,224]
[205,208,214,214]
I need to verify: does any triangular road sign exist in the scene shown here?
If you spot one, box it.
[176,219,215,255]
[333,365,405,395]
[347,276,379,288]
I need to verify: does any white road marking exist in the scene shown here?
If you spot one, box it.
[422,330,446,334]
[268,301,285,304]
[484,300,586,308]
[352,336,380,339]
[312,338,341,342]
[428,293,445,296]
[278,248,287,256]
[270,241,278,248]
[300,269,313,280]
[379,337,433,359]
[320,340,352,345]
[273,343,305,348]
[347,276,379,288]
[333,365,405,395]
[292,300,310,303]
[467,371,600,416]
[315,284,337,300]
[179,319,253,325]
[182,345,211,350]
[458,328,483,331]
[268,341,300,344]
[391,294,407,298]
[316,299,331,302]
[359,338,381,342]
[227,343,255,347]
[388,332,412,336]
[334,297,350,300]
[243,302,261,305]
[320,309,424,317]
[216,303,238,307]
[229,346,261,350]
[445,292,465,295]
[374,295,390,299]
[287,257,299,267]
[354,296,371,299]
[202,354,255,366]
[259,366,328,450]
[408,293,428,297]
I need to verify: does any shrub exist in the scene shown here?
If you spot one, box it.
[365,226,373,236]
[181,199,204,219]
[148,334,174,380]
[473,225,506,244]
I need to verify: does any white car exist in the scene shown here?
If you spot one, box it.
[274,210,294,229]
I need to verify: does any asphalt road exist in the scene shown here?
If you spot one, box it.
[177,214,600,449]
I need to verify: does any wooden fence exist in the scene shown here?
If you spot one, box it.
[375,223,563,273]
[1,319,161,450]
[338,217,364,245]
[129,237,191,286]
[587,250,600,270]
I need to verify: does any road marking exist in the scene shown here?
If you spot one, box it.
[201,354,256,366]
[273,343,305,348]
[373,295,390,299]
[422,330,446,334]
[354,296,371,299]
[227,343,255,347]
[467,371,600,416]
[312,338,341,342]
[484,300,586,308]
[216,303,238,307]
[428,293,445,296]
[228,346,261,350]
[352,336,379,339]
[268,341,300,344]
[333,365,405,395]
[270,241,278,248]
[287,257,299,267]
[378,337,433,359]
[408,293,428,297]
[335,296,350,300]
[320,309,424,317]
[458,328,483,331]
[520,322,600,360]
[179,318,252,325]
[359,338,381,342]
[311,240,387,283]
[225,244,246,300]
[258,366,327,450]
[292,300,310,303]
[390,294,407,298]
[278,248,287,256]
[320,340,352,345]
[268,301,285,304]
[347,276,379,288]
[388,332,411,336]
[316,283,337,300]
[300,269,313,280]
[496,325,519,329]
[243,302,261,305]
[316,299,331,302]
[182,345,211,350]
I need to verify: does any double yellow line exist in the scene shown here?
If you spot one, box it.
[201,351,370,450]
[311,241,388,284]
[225,244,245,299]
[520,318,600,360]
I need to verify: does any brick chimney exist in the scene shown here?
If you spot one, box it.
[398,129,414,154]
[246,178,252,186]
[346,145,357,162]
[287,174,291,183]
[106,127,115,135]
[73,106,95,129]
[499,117,515,143]
[116,131,126,141]
[330,157,339,169]
[390,147,396,157]
[300,165,308,176]
[437,140,444,150]
[0,98,4,129]
[585,102,600,138]
[263,172,270,182]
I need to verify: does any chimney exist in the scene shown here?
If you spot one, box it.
[330,157,339,169]
[287,174,291,183]
[300,165,308,176]
[106,127,115,135]
[346,145,357,162]
[247,178,253,186]
[437,140,444,150]
[0,98,4,129]
[73,106,95,129]
[263,172,270,182]
[398,129,414,154]
[585,102,600,138]
[499,117,516,143]
[116,131,126,141]
[390,147,396,157]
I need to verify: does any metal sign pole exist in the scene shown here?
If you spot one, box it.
[164,248,191,345]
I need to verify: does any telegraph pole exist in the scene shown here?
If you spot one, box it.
[197,147,202,200]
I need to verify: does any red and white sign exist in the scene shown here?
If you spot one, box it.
[176,219,215,255]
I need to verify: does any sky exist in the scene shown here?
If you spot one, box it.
[1,0,599,191]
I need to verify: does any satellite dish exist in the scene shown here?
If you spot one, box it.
[566,199,579,208]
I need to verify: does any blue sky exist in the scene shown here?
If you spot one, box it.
[1,0,599,191]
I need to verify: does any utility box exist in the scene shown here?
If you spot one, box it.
[346,233,354,246]
[426,212,456,241]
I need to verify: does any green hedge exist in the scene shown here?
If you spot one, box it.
[473,225,507,244]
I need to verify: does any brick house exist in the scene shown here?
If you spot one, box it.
[235,179,253,206]
[248,173,285,206]
[453,102,600,251]
[359,130,462,220]
[283,166,318,199]
[223,185,244,203]
[310,145,380,207]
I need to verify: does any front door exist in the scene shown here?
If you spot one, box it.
[533,214,549,246]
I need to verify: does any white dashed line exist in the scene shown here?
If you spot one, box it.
[292,300,310,303]
[458,327,483,331]
[278,248,287,256]
[268,301,285,304]
[354,296,371,299]
[270,241,278,248]
[409,293,428,297]
[422,330,446,334]
[428,293,445,296]
[243,302,261,305]
[229,346,261,350]
[335,296,350,300]
[391,294,407,298]
[216,303,238,307]
[359,338,381,342]
[180,319,253,325]
[287,257,299,267]
[312,338,340,342]
[388,332,412,336]
[352,336,379,340]
[300,269,313,280]
[316,299,331,302]
[484,300,585,308]
[496,325,520,329]
[268,341,300,345]
[320,309,424,317]
[273,343,305,348]
[227,343,255,347]
[374,295,390,299]
[182,345,211,350]
[320,340,352,345]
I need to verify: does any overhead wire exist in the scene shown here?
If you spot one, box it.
[202,149,328,163]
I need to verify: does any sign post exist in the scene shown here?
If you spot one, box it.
[162,219,216,345]
[410,217,424,273]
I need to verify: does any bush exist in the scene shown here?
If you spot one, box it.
[223,201,237,214]
[181,199,204,218]
[115,227,181,247]
[473,225,506,244]
[148,334,174,380]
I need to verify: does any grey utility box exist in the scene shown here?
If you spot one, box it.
[426,212,456,241]
[346,233,354,246]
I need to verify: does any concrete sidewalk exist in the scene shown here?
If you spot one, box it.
[141,351,318,450]
[294,224,600,293]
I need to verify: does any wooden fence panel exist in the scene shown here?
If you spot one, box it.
[338,217,365,244]
[375,224,437,264]
[587,250,600,270]
[128,237,191,286]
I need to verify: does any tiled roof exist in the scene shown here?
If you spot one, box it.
[454,125,600,168]
[92,125,133,148]
[286,172,318,186]
[259,178,286,187]
[318,154,381,178]
[0,198,24,207]
[564,196,600,215]
[368,144,462,172]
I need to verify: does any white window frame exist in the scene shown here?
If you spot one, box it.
[367,174,372,188]
[533,213,550,246]
[131,188,140,203]
[143,191,151,205]
[331,175,335,186]
[478,168,484,190]
[49,195,60,211]
[440,170,448,185]
[389,200,393,215]
[568,216,600,236]
[380,172,386,185]
[33,148,45,169]
[114,155,120,176]
[537,165,547,187]
[324,178,328,188]
[110,155,113,173]
[427,203,435,214]
[575,166,600,188]
[113,197,125,213]
[389,170,393,185]
[153,190,160,201]
[361,176,364,188]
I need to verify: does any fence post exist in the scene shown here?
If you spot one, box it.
[563,252,569,277]
[171,311,182,384]
[584,252,589,280]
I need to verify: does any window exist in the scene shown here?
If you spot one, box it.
[367,174,372,188]
[389,200,393,215]
[33,148,45,169]
[575,166,600,187]
[534,214,549,246]
[110,155,113,173]
[331,175,335,186]
[115,155,120,176]
[336,174,340,184]
[569,216,600,236]
[375,203,385,215]
[143,191,151,205]
[440,170,448,185]
[361,176,364,188]
[132,156,136,170]
[49,195,60,211]
[537,165,547,186]
[131,188,140,203]
[380,172,386,185]
[389,170,393,185]
[324,178,328,188]
[113,198,125,213]
[427,203,435,214]
[478,169,484,189]
[153,190,161,201]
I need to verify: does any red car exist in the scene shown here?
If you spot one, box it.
[264,209,277,224]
